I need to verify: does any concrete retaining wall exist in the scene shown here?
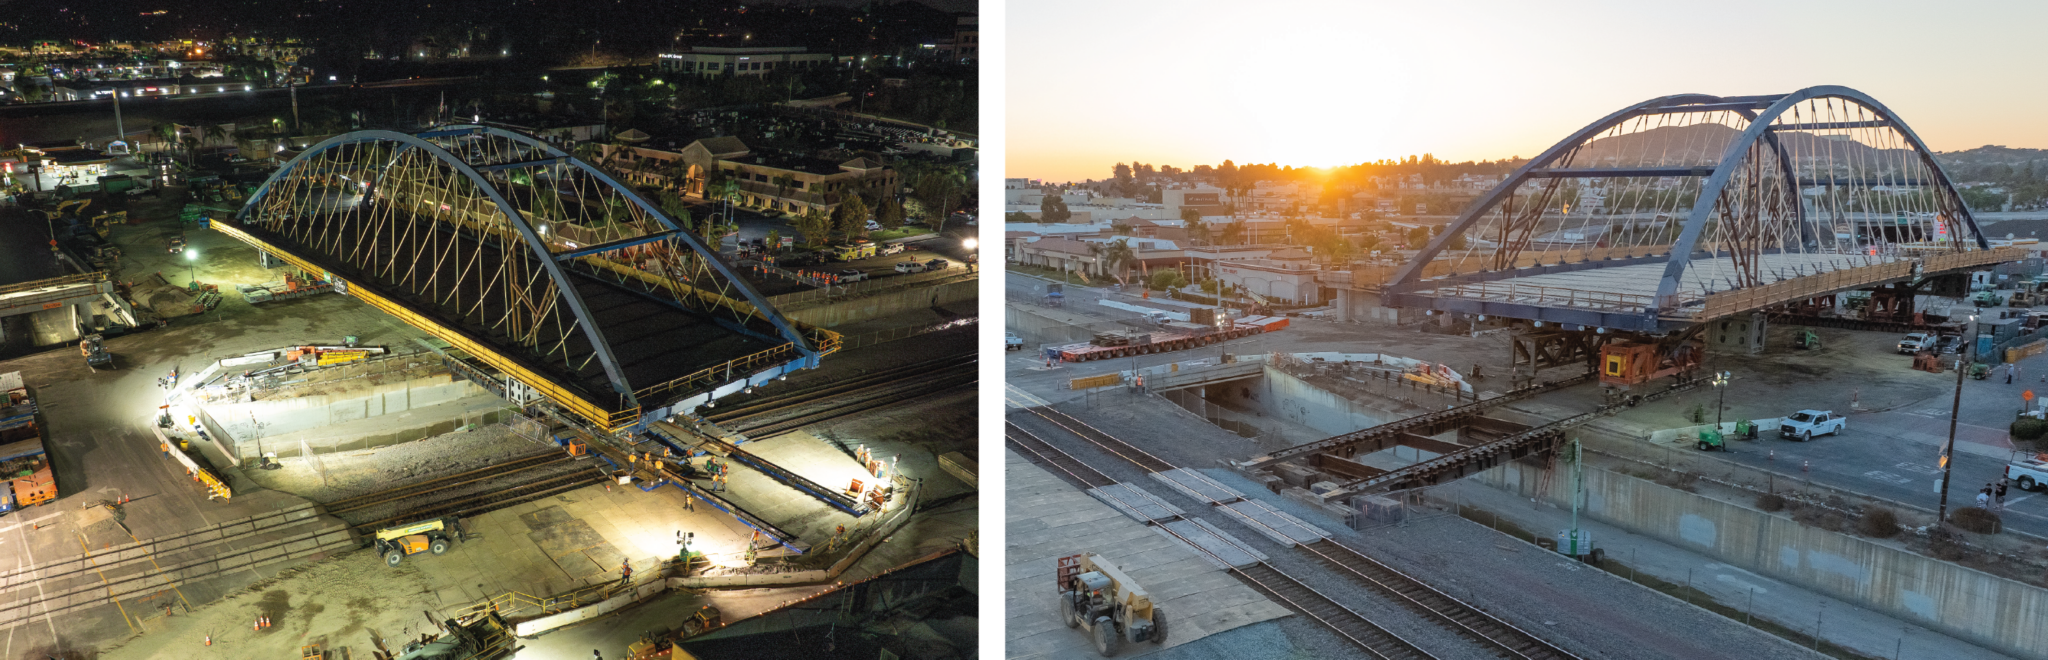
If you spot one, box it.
[783,280,977,327]
[200,375,499,457]
[1005,303,1098,347]
[1260,367,1396,436]
[1476,459,2048,658]
[511,580,667,637]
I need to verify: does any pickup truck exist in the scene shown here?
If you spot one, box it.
[1896,333,1935,354]
[1779,410,1846,441]
[2007,455,2048,491]
[1006,332,1024,351]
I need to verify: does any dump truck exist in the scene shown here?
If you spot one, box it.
[1056,553,1167,657]
[374,517,463,567]
[625,605,722,659]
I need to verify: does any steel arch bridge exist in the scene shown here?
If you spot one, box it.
[1389,85,2025,333]
[214,124,838,433]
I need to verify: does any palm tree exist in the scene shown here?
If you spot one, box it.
[1100,238,1137,285]
[180,135,202,167]
[203,124,229,149]
[152,123,179,156]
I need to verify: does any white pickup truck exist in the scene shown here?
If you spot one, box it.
[1779,410,1846,441]
[1896,333,1935,354]
[2008,455,2048,491]
[1005,332,1024,351]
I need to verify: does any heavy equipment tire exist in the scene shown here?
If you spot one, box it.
[2021,476,2038,492]
[1094,617,1121,657]
[429,538,449,555]
[1588,548,1606,565]
[1697,441,1709,451]
[1061,594,1080,629]
[385,550,404,567]
[1152,607,1167,645]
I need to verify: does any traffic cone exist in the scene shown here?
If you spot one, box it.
[204,634,211,646]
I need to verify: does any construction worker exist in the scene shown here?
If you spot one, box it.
[620,560,632,583]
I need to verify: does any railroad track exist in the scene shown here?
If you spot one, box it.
[330,456,609,536]
[1012,405,1583,660]
[1302,539,1577,659]
[1006,420,1433,660]
[321,452,572,515]
[0,504,346,630]
[706,352,976,424]
[731,361,977,439]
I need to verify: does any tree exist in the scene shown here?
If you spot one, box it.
[916,169,966,228]
[876,197,905,231]
[180,135,202,166]
[1039,194,1071,223]
[202,123,229,148]
[1182,208,1210,245]
[1112,162,1134,196]
[1150,269,1187,291]
[1006,211,1035,224]
[698,213,721,245]
[1220,220,1246,246]
[764,229,782,255]
[835,194,871,238]
[1099,238,1136,284]
[152,123,179,154]
[793,208,833,247]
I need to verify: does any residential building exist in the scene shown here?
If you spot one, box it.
[480,117,606,145]
[600,136,899,217]
[1215,257,1325,305]
[655,46,834,77]
[937,15,978,62]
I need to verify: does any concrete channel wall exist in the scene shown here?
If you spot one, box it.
[1476,458,2048,658]
[782,279,977,327]
[199,374,506,459]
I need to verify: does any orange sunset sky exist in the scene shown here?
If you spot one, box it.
[1007,0,2048,183]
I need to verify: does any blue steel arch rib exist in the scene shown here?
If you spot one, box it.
[1389,86,1986,314]
[1655,86,1985,308]
[235,129,640,406]
[418,125,818,360]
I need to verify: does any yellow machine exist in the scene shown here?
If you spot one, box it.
[1056,553,1166,657]
[625,605,721,659]
[374,517,462,567]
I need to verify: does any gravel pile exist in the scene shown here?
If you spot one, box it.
[246,423,554,503]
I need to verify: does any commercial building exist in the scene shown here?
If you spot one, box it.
[655,46,834,77]
[937,16,978,62]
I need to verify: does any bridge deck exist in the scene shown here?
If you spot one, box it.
[1395,248,2023,332]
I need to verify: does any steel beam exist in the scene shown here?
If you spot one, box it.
[553,231,679,261]
[1771,120,1890,131]
[1639,100,1774,114]
[476,157,569,172]
[1526,167,1712,179]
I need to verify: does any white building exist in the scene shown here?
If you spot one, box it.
[655,47,834,77]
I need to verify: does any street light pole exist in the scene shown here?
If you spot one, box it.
[1715,370,1730,428]
[1937,314,1976,524]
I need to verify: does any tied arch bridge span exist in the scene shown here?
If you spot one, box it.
[1250,86,2026,504]
[213,124,838,434]
[1386,85,2022,338]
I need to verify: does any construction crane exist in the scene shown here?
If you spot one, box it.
[1056,553,1167,657]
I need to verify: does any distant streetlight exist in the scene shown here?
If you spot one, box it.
[961,237,978,250]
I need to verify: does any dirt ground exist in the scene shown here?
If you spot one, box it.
[245,423,549,502]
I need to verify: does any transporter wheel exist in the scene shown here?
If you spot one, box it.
[1061,593,1080,629]
[1094,617,1121,657]
[1152,606,1167,644]
[385,550,404,567]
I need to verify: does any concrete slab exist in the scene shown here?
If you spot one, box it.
[1217,499,1330,547]
[1087,482,1184,523]
[1157,518,1266,569]
[1150,467,1245,504]
[1008,449,1290,657]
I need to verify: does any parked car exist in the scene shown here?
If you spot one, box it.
[926,259,950,271]
[2007,455,2048,491]
[866,220,882,231]
[1006,332,1024,351]
[1896,333,1935,354]
[894,261,926,274]
[1779,410,1845,441]
[837,269,867,283]
[881,243,905,256]
[1933,334,1960,355]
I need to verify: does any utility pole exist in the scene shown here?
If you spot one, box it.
[112,87,124,147]
[1937,313,1977,524]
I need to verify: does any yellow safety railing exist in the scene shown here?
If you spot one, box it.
[0,271,108,297]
